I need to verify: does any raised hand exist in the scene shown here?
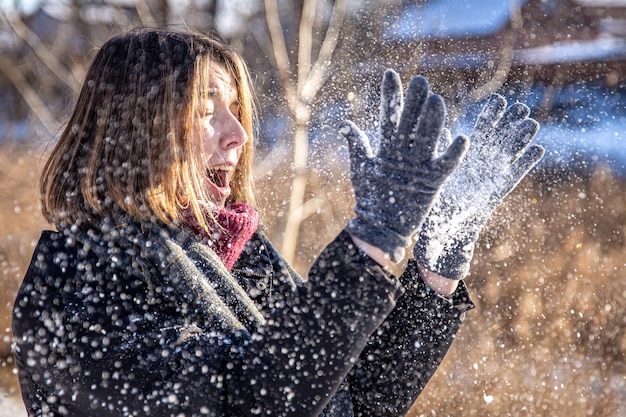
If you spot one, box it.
[341,69,469,263]
[413,94,545,280]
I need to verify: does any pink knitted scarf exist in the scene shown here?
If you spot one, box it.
[182,202,259,270]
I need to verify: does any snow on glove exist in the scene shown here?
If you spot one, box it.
[413,94,545,280]
[341,69,469,263]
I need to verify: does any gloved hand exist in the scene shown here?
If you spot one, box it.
[341,69,469,263]
[413,94,545,280]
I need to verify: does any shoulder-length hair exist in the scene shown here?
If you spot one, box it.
[40,28,256,230]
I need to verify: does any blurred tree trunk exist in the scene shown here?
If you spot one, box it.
[262,0,348,264]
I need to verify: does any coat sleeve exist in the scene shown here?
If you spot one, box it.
[346,259,475,417]
[224,230,404,417]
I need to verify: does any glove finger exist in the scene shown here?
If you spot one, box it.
[397,76,429,148]
[497,144,545,199]
[491,102,531,146]
[474,102,530,164]
[502,118,539,161]
[379,70,403,157]
[437,134,470,176]
[504,102,531,122]
[412,94,447,161]
[438,128,453,154]
[471,94,507,143]
[340,120,373,168]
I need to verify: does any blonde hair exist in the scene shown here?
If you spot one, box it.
[40,28,256,230]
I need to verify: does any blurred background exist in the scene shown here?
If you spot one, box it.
[0,0,625,415]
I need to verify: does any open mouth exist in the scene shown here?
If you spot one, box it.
[205,166,233,203]
[208,168,229,188]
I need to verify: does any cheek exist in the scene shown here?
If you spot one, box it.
[193,122,218,155]
[202,118,215,133]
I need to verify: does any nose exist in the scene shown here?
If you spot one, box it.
[220,113,248,150]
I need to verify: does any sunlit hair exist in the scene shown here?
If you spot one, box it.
[40,28,256,230]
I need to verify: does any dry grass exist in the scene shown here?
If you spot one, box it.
[1,141,625,415]
[408,165,626,416]
[0,142,48,355]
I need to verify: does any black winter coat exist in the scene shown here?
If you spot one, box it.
[12,216,473,417]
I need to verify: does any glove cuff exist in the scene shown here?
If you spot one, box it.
[345,216,412,263]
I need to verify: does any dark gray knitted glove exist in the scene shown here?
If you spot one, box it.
[342,69,469,262]
[413,94,545,280]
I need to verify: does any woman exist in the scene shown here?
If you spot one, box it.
[12,28,542,417]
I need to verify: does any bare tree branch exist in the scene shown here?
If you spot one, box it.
[133,0,157,27]
[49,5,87,83]
[1,9,82,93]
[300,0,348,102]
[297,0,316,93]
[288,193,326,224]
[249,22,278,69]
[264,0,299,113]
[0,54,59,135]
[261,0,351,263]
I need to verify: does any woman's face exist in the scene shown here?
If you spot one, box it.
[192,64,248,208]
